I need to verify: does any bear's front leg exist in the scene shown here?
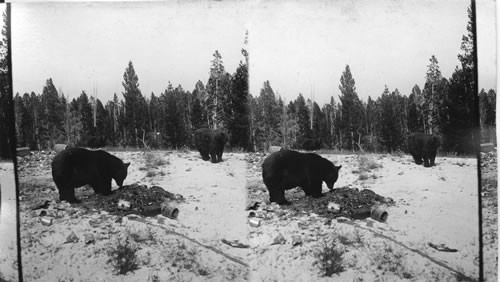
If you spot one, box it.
[269,188,290,205]
[412,154,423,165]
[102,178,113,196]
[59,187,80,203]
[430,152,437,166]
[308,179,323,198]
[201,152,210,161]
[216,151,223,163]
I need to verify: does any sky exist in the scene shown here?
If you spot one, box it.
[11,1,249,101]
[248,0,497,104]
[10,0,498,105]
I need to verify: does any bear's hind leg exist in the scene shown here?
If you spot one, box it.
[423,157,431,167]
[210,151,218,163]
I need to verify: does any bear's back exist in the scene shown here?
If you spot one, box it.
[408,132,440,149]
[263,150,333,177]
[52,147,117,173]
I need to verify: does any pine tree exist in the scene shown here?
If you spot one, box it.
[422,56,447,135]
[258,81,281,148]
[228,61,250,149]
[479,89,496,143]
[441,3,477,154]
[338,65,364,151]
[206,50,227,130]
[380,88,405,152]
[408,86,422,133]
[121,61,147,147]
[40,78,65,147]
[295,93,311,146]
[365,96,379,151]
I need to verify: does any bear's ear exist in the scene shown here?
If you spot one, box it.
[124,162,130,168]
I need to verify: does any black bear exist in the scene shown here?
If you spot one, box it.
[87,136,106,148]
[301,138,321,151]
[408,132,440,167]
[194,128,228,163]
[262,149,341,204]
[51,147,130,203]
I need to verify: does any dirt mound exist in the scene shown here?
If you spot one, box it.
[78,184,185,217]
[283,187,395,219]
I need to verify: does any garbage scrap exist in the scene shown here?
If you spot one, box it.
[284,186,394,221]
[221,239,250,248]
[78,184,184,217]
[428,242,458,252]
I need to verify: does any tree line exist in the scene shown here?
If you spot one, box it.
[11,5,496,155]
[14,49,251,151]
[248,5,495,154]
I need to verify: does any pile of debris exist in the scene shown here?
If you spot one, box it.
[16,150,54,172]
[79,184,184,217]
[284,187,394,220]
[481,150,497,169]
[246,152,265,165]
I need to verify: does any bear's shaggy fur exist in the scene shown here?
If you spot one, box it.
[262,149,341,204]
[51,147,130,203]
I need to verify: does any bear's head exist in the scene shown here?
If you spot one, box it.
[113,162,130,187]
[432,135,441,149]
[324,164,342,190]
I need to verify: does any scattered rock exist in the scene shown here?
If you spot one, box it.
[84,234,95,245]
[65,231,79,244]
[31,200,51,210]
[271,233,286,245]
[291,235,302,246]
[246,201,261,211]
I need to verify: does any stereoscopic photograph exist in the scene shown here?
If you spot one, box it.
[4,0,498,281]
[244,0,496,281]
[12,1,249,281]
